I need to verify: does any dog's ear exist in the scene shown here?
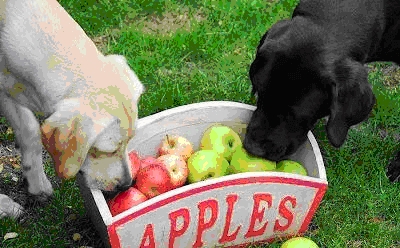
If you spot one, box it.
[326,58,376,147]
[104,54,145,136]
[106,54,145,105]
[41,99,115,179]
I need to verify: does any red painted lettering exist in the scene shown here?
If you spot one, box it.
[193,199,219,248]
[274,195,297,232]
[219,194,241,244]
[245,193,272,239]
[139,224,156,248]
[169,208,190,248]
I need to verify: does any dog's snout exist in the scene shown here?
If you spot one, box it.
[243,133,288,161]
[243,136,265,157]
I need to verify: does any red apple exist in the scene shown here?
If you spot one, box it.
[128,150,141,179]
[157,154,188,189]
[107,187,148,216]
[158,134,194,161]
[140,156,164,169]
[135,164,173,198]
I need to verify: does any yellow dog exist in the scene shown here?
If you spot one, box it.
[0,0,144,218]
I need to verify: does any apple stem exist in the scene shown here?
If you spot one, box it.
[166,134,170,144]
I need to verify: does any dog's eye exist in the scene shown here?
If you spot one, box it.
[90,146,119,158]
[250,92,258,103]
[108,141,123,155]
[251,87,258,96]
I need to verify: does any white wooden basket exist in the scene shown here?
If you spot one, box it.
[77,101,328,248]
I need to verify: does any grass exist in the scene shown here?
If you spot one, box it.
[1,0,400,247]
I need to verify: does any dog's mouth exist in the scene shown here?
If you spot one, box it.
[243,138,287,161]
[243,133,306,161]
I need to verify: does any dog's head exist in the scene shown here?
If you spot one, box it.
[244,19,376,161]
[41,55,144,192]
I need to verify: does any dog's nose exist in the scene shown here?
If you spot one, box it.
[243,136,265,157]
[116,181,132,192]
[116,184,131,192]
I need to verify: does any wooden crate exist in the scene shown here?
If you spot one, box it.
[77,101,327,248]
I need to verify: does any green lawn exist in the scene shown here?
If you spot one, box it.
[1,0,400,247]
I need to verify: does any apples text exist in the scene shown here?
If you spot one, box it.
[137,193,297,248]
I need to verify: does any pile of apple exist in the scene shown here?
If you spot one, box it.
[107,124,308,216]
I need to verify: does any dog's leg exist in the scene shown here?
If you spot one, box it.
[0,92,53,201]
[387,151,400,182]
[0,194,24,219]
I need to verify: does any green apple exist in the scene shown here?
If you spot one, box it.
[187,150,230,183]
[281,237,319,248]
[276,160,307,176]
[200,124,242,162]
[229,146,276,174]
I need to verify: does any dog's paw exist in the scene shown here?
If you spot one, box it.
[386,153,400,183]
[0,194,24,219]
[23,176,54,202]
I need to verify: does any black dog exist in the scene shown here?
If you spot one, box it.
[243,0,400,181]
